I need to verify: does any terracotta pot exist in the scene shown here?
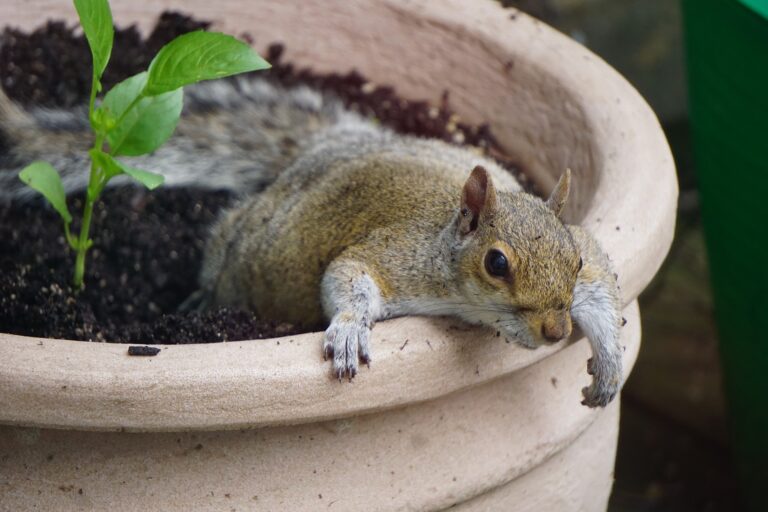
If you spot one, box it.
[0,1,677,510]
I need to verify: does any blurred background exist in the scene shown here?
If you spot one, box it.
[502,0,768,511]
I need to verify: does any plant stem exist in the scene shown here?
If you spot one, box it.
[72,190,95,289]
[88,75,98,122]
[72,132,105,289]
[64,221,78,250]
[72,80,145,288]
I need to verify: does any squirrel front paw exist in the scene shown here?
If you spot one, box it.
[580,357,621,408]
[322,315,372,381]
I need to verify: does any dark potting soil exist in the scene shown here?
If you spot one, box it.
[0,12,528,343]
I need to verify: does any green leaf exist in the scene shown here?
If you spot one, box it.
[18,162,72,223]
[119,164,165,190]
[94,150,165,190]
[101,72,183,156]
[73,0,114,80]
[145,31,270,96]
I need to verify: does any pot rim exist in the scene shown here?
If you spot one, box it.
[0,302,640,432]
[0,0,676,432]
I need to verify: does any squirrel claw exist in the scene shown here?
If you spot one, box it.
[323,316,371,383]
[581,380,619,408]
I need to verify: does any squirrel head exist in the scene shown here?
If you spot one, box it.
[452,166,581,348]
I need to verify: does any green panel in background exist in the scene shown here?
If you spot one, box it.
[681,0,768,510]
[739,0,768,20]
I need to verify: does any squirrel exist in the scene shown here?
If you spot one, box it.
[0,75,624,408]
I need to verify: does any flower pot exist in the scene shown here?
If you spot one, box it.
[0,1,677,510]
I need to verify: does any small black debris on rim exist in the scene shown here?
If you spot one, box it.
[127,346,161,356]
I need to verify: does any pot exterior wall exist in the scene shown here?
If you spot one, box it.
[0,302,638,511]
[0,410,617,512]
[453,402,618,512]
[0,303,638,512]
[0,345,627,512]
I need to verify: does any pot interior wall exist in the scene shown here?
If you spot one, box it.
[206,1,601,217]
[1,0,599,220]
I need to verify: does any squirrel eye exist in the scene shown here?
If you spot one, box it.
[577,257,583,273]
[485,249,508,277]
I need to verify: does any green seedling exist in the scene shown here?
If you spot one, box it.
[18,0,270,289]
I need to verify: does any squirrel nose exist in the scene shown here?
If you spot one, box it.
[541,319,570,343]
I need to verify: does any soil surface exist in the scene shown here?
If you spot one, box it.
[0,12,526,343]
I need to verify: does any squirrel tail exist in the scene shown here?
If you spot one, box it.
[0,86,30,130]
[0,87,93,199]
[0,77,370,199]
[0,87,41,198]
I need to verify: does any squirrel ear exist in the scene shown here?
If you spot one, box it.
[546,168,571,218]
[459,165,497,235]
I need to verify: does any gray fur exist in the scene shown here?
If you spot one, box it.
[572,280,622,407]
[321,267,381,379]
[0,77,369,198]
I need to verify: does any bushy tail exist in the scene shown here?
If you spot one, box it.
[0,77,371,199]
[0,86,93,198]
